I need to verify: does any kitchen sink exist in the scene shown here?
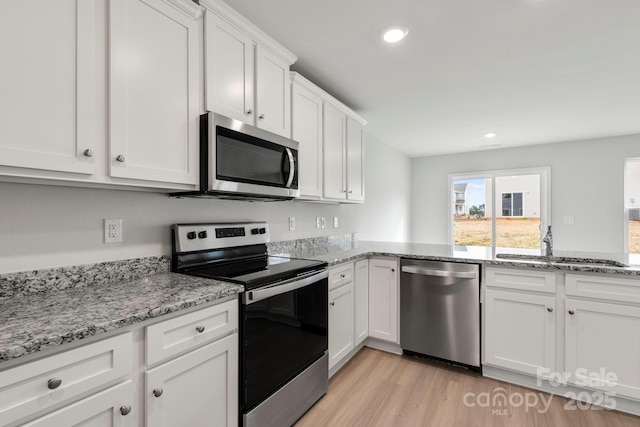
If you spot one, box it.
[495,253,628,268]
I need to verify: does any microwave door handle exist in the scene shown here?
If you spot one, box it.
[285,148,295,188]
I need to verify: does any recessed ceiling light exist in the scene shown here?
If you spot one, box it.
[382,26,409,43]
[484,132,497,138]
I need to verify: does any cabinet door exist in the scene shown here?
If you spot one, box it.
[329,283,355,369]
[0,0,96,175]
[255,45,291,137]
[109,0,200,185]
[565,298,640,400]
[146,333,238,427]
[323,103,346,200]
[354,259,369,346]
[291,82,324,199]
[205,11,254,123]
[484,289,555,376]
[346,117,365,202]
[22,381,134,427]
[368,259,399,343]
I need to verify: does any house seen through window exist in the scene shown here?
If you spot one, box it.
[451,168,549,252]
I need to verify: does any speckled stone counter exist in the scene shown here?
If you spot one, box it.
[272,240,640,277]
[0,272,242,363]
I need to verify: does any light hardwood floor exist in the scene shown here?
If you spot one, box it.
[295,348,640,426]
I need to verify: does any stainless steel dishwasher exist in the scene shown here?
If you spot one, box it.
[400,259,480,369]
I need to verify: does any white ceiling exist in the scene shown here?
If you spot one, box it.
[222,0,640,158]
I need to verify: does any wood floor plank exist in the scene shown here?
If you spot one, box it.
[295,348,640,426]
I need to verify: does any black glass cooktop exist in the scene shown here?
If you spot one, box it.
[186,256,326,290]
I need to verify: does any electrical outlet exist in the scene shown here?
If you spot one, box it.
[321,217,326,229]
[104,219,122,243]
[316,217,321,229]
[289,217,296,231]
[333,216,339,228]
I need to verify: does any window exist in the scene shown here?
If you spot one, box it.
[625,159,640,261]
[501,192,523,217]
[450,167,550,253]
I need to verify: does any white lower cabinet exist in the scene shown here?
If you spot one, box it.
[354,259,369,346]
[0,298,238,427]
[368,258,399,343]
[484,288,556,375]
[565,297,640,400]
[145,333,238,427]
[328,282,355,370]
[22,381,134,427]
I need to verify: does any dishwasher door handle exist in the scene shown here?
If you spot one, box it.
[401,266,477,279]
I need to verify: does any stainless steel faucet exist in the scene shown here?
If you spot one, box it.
[542,225,553,257]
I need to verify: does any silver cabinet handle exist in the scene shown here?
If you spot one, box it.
[401,266,476,279]
[153,388,163,398]
[83,149,94,158]
[348,190,353,194]
[340,274,346,278]
[47,378,62,390]
[330,302,335,307]
[259,114,265,120]
[391,268,395,272]
[116,154,126,163]
[568,310,575,315]
[120,405,132,416]
[547,307,554,312]
[196,325,205,333]
[246,109,253,116]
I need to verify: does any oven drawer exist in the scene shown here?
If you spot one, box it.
[0,333,132,426]
[146,299,238,366]
[329,263,354,291]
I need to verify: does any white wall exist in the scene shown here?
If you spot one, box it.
[0,133,411,274]
[411,134,640,253]
[352,133,411,242]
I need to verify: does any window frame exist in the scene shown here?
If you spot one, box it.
[448,166,551,254]
[624,158,640,258]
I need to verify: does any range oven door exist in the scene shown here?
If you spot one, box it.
[240,270,328,417]
[203,112,300,199]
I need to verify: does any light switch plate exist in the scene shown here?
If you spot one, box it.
[289,217,296,231]
[333,216,339,228]
[316,217,321,229]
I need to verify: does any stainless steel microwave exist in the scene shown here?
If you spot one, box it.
[172,112,299,201]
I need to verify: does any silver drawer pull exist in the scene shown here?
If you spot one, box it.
[153,388,164,398]
[47,378,62,390]
[120,405,132,416]
[116,154,126,163]
[568,310,575,315]
[83,148,94,158]
[547,307,554,312]
[196,325,205,333]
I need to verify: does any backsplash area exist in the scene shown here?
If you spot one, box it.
[0,234,356,300]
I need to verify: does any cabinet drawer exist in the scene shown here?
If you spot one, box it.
[485,267,556,293]
[22,380,134,427]
[146,300,238,366]
[329,263,354,291]
[566,274,640,304]
[0,333,132,426]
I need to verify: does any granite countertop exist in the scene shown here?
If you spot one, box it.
[273,240,640,277]
[0,272,242,363]
[3,239,640,366]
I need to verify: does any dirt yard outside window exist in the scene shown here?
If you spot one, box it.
[453,217,541,249]
[454,217,640,253]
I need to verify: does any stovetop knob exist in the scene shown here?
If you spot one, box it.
[187,231,197,240]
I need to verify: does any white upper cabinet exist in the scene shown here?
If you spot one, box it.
[346,116,365,202]
[202,0,296,138]
[0,0,97,176]
[108,0,201,186]
[255,45,291,136]
[323,103,347,200]
[204,12,254,123]
[291,74,324,199]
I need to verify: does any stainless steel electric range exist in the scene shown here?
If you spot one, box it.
[172,222,328,427]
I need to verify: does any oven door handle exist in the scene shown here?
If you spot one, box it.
[243,270,328,305]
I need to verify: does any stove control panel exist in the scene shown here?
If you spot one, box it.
[173,222,270,253]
